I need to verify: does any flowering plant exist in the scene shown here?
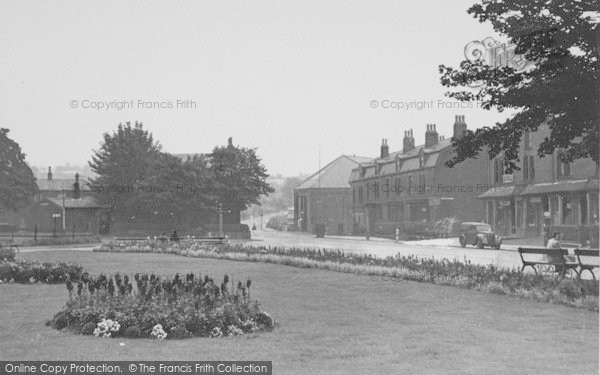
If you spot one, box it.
[209,327,222,338]
[93,319,121,338]
[227,325,243,336]
[151,324,167,340]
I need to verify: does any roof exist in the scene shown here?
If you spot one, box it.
[350,139,453,182]
[45,196,109,209]
[478,185,520,199]
[37,178,90,192]
[520,179,596,195]
[295,155,373,190]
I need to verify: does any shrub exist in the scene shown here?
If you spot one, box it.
[123,326,142,338]
[48,272,274,339]
[0,259,83,284]
[82,322,97,335]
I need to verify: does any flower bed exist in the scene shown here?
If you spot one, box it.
[94,241,599,311]
[47,272,275,339]
[0,259,83,284]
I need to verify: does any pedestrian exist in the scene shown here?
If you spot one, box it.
[170,230,179,242]
[545,232,563,267]
[546,232,561,249]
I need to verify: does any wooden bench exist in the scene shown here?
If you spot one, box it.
[518,247,578,278]
[574,249,599,280]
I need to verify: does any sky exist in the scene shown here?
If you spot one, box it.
[0,0,510,176]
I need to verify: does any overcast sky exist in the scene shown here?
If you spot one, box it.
[0,0,510,176]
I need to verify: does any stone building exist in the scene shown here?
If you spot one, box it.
[348,115,491,236]
[294,155,373,235]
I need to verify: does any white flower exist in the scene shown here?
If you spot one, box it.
[93,319,121,338]
[210,327,222,338]
[151,324,167,340]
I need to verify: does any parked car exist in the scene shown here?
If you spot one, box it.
[458,222,502,249]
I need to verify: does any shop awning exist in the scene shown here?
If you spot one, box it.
[478,185,519,199]
[520,179,597,196]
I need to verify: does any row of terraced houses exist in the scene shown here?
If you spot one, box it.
[293,115,599,246]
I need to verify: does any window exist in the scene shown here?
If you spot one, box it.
[385,178,390,199]
[373,181,380,200]
[528,156,535,180]
[494,158,504,184]
[366,184,370,201]
[524,131,532,150]
[352,188,356,204]
[395,177,401,195]
[557,152,570,178]
[358,186,364,204]
[408,175,413,186]
[562,196,573,224]
[523,156,535,181]
[516,199,524,228]
[418,173,425,187]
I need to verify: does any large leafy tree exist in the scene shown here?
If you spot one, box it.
[209,138,274,223]
[136,153,214,229]
[439,0,599,171]
[88,122,162,221]
[0,128,38,211]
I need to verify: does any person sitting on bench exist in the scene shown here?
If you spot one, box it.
[546,232,563,267]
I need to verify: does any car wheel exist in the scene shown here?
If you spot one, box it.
[476,238,484,249]
[459,236,466,248]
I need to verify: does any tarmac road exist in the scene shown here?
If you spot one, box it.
[241,228,524,270]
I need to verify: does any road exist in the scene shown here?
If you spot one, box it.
[241,228,525,270]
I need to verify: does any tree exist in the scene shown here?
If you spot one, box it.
[209,138,274,223]
[136,153,213,229]
[0,128,38,211]
[439,0,599,171]
[88,122,162,221]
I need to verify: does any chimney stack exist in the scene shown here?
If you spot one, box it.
[425,124,439,148]
[47,167,53,181]
[380,138,389,159]
[73,173,81,199]
[227,137,233,147]
[403,129,415,154]
[453,115,468,139]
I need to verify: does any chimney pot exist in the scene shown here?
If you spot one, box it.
[453,115,468,139]
[47,167,53,181]
[425,123,439,147]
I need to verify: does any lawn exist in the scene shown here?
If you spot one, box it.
[1,251,598,375]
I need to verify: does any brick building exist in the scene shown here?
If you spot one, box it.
[478,123,599,245]
[294,155,373,235]
[349,115,491,236]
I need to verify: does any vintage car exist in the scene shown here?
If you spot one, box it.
[458,222,502,249]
